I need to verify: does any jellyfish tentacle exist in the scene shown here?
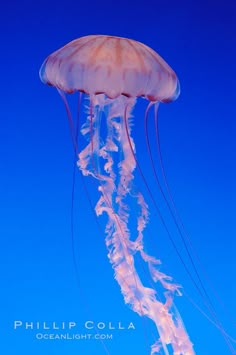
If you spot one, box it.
[78,94,195,355]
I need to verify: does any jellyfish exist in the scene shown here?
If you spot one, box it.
[39,35,195,355]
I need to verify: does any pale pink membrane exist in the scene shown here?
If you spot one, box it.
[39,35,179,102]
[78,94,195,355]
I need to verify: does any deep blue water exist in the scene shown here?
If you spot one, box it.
[0,0,235,354]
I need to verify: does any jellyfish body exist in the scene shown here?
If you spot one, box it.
[40,35,179,102]
[40,35,194,355]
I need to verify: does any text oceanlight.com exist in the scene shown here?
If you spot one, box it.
[35,333,113,340]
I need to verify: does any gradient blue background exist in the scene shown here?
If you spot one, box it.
[1,0,235,354]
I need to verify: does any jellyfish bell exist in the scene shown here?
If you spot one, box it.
[39,35,195,355]
[39,34,180,103]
